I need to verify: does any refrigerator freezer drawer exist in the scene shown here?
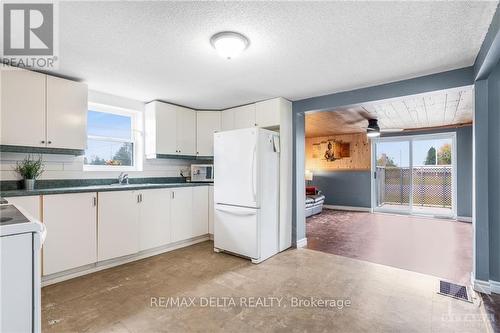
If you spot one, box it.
[214,205,258,259]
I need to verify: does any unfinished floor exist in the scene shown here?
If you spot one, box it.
[306,209,473,285]
[42,241,497,333]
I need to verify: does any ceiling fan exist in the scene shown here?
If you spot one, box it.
[343,110,403,137]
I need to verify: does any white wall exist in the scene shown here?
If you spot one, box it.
[0,91,191,181]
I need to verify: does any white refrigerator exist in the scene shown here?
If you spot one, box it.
[214,128,280,263]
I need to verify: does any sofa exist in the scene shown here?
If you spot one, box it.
[305,186,325,217]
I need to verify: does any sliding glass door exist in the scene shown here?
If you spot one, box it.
[374,140,411,213]
[373,133,456,218]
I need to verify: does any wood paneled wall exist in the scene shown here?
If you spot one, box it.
[305,133,371,171]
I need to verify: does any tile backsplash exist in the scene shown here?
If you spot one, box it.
[0,152,191,181]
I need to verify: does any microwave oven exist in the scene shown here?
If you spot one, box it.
[191,164,214,182]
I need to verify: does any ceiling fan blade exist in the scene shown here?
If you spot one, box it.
[380,128,404,133]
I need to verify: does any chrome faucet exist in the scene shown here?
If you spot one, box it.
[118,172,129,185]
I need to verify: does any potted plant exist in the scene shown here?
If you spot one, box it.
[14,155,44,191]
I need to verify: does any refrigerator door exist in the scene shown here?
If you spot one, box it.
[214,128,259,208]
[214,204,258,259]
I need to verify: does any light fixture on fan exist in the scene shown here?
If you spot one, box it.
[210,31,249,59]
[366,119,381,138]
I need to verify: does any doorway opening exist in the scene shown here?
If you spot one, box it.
[303,87,473,285]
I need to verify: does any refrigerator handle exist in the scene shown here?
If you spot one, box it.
[251,145,257,202]
[216,205,257,216]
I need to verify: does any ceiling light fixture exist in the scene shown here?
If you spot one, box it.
[210,31,249,59]
[366,119,381,138]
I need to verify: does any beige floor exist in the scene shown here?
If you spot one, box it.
[42,241,495,333]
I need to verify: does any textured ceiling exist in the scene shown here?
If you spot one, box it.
[305,88,473,138]
[53,1,497,109]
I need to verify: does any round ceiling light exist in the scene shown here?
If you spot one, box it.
[210,31,249,59]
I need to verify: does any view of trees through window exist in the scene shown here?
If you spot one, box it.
[376,138,452,167]
[84,110,134,167]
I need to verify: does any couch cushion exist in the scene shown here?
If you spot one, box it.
[308,194,325,203]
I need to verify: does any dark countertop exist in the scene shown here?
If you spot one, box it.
[1,182,211,198]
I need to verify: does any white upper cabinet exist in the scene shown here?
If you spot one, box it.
[145,101,196,157]
[1,67,46,147]
[46,76,87,150]
[221,108,235,131]
[196,111,221,156]
[0,66,88,150]
[233,104,256,129]
[145,101,177,156]
[176,106,196,155]
[256,98,282,128]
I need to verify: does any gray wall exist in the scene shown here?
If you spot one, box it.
[310,171,371,207]
[488,61,500,282]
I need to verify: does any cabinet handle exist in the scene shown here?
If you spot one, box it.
[172,191,175,199]
[140,194,143,202]
[137,194,140,203]
[41,140,45,144]
[93,197,97,206]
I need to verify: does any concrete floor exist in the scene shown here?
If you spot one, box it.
[306,209,472,285]
[42,241,496,332]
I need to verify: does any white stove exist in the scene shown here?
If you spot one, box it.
[1,200,45,333]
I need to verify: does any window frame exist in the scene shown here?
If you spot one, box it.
[83,103,143,172]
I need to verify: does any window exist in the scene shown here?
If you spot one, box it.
[84,104,142,171]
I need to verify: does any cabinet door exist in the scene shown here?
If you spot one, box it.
[233,104,256,129]
[154,102,178,155]
[139,188,171,251]
[192,186,209,237]
[171,187,193,242]
[98,191,139,261]
[43,193,97,275]
[221,109,234,131]
[196,111,221,156]
[176,107,196,155]
[256,98,281,128]
[208,186,214,234]
[46,76,88,150]
[0,67,46,147]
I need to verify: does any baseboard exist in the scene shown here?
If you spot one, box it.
[472,278,491,294]
[42,235,210,286]
[490,280,500,294]
[209,233,214,240]
[323,205,371,212]
[296,238,307,248]
[456,216,472,223]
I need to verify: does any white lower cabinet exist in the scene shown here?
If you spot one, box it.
[192,186,209,237]
[98,191,140,262]
[43,193,97,275]
[208,186,214,234]
[171,187,194,242]
[139,188,172,251]
[36,185,211,280]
